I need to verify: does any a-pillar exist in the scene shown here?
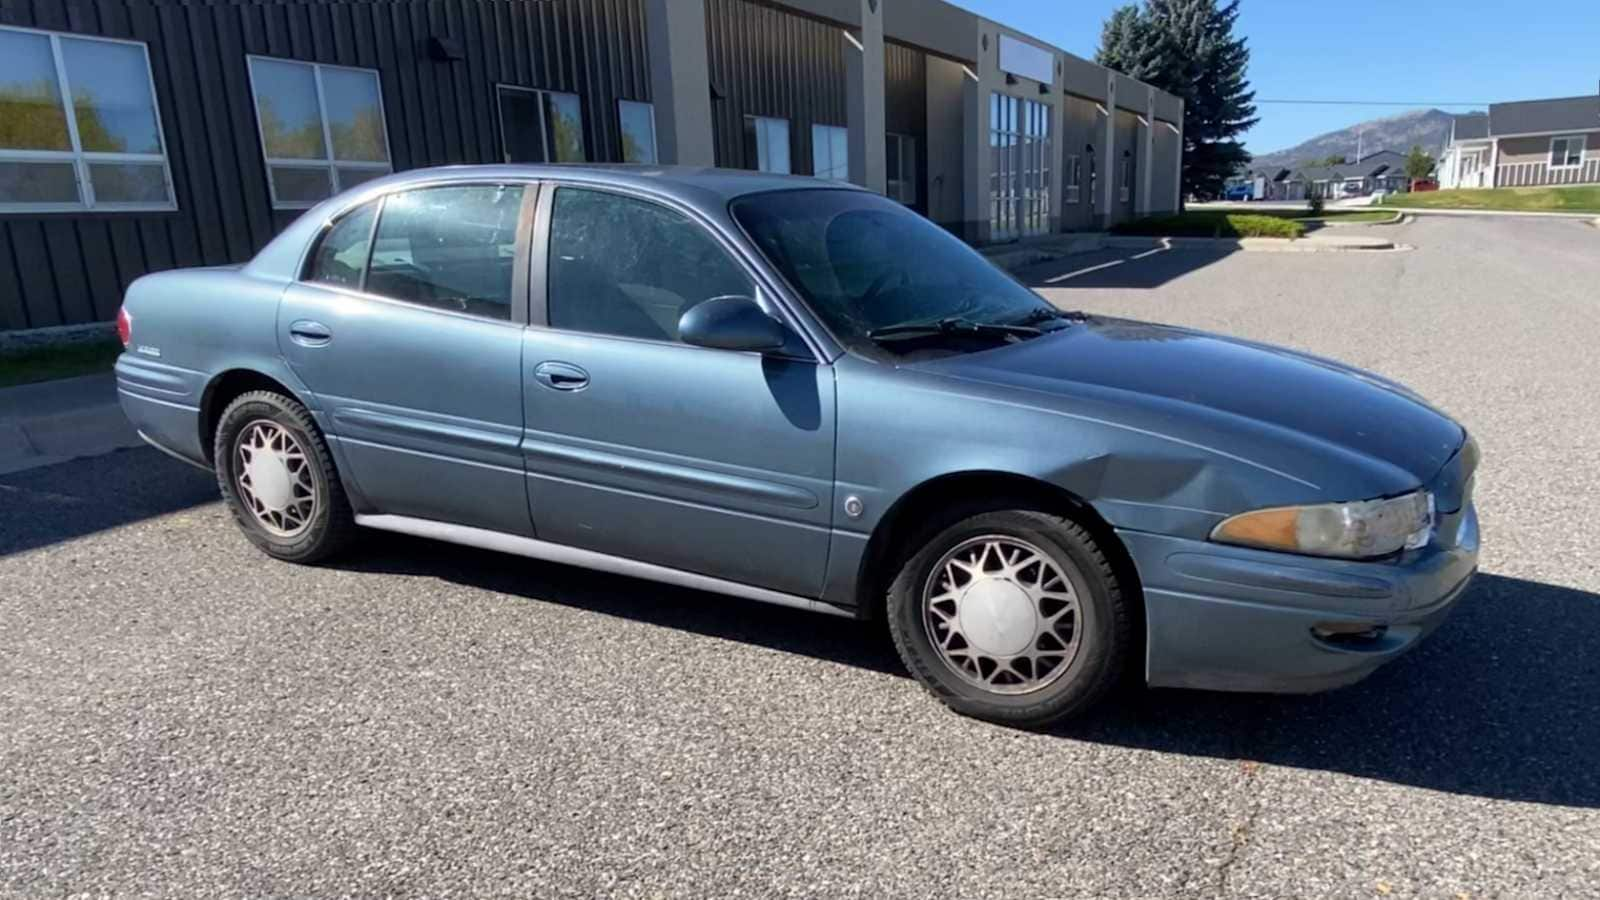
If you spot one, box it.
[845,0,886,192]
[645,0,715,166]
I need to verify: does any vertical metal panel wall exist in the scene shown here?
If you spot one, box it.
[0,0,649,332]
[705,0,846,176]
[884,40,927,214]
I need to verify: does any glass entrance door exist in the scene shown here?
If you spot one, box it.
[989,94,1052,241]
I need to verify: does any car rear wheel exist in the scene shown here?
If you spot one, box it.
[886,507,1131,727]
[213,390,355,564]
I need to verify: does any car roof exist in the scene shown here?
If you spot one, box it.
[245,164,865,281]
[370,163,866,204]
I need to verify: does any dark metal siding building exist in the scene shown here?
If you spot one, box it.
[705,0,844,176]
[0,0,1181,335]
[0,0,650,333]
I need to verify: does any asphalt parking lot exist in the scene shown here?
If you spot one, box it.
[3,215,1597,898]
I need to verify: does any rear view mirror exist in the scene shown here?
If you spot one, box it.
[678,296,786,352]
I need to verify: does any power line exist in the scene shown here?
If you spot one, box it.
[1255,99,1491,107]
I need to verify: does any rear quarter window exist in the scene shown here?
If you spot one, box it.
[306,202,377,290]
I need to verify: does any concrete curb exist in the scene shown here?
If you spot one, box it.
[1380,206,1600,220]
[1316,210,1406,227]
[0,322,116,352]
[1102,234,1398,253]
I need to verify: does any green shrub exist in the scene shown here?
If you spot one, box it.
[1110,212,1305,239]
[1306,188,1325,216]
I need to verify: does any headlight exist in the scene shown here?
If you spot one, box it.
[1210,491,1434,559]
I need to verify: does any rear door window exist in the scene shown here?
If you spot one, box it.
[364,184,526,321]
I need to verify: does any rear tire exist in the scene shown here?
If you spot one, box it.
[886,507,1131,728]
[213,390,355,564]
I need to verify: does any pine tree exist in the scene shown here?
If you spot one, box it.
[1095,0,1259,200]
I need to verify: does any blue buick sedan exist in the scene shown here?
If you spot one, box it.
[115,165,1478,727]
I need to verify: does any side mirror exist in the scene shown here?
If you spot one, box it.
[678,296,787,352]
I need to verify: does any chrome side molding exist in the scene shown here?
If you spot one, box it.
[354,513,853,618]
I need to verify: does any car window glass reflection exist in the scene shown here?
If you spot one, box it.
[363,184,524,320]
[547,187,752,342]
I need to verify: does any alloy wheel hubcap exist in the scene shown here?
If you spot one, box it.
[234,420,318,538]
[923,536,1083,695]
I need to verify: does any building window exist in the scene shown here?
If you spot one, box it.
[989,93,1051,240]
[618,100,657,164]
[248,57,391,209]
[0,26,175,212]
[1065,154,1082,204]
[744,116,790,174]
[1119,154,1133,203]
[1550,135,1585,170]
[886,133,917,205]
[811,124,847,180]
[497,86,586,166]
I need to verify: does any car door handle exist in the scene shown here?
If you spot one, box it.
[288,319,332,347]
[533,361,590,391]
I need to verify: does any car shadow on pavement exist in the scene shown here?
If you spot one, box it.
[1012,246,1236,292]
[0,446,218,558]
[7,450,1593,808]
[344,534,907,677]
[1060,572,1600,809]
[349,534,1598,809]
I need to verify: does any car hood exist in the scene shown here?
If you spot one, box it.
[908,317,1464,488]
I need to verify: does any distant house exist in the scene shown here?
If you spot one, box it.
[1439,95,1600,189]
[1277,151,1412,200]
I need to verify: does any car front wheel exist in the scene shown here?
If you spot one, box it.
[886,508,1132,728]
[213,390,355,564]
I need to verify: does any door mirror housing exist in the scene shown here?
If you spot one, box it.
[678,296,787,352]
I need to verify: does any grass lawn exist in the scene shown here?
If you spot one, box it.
[1382,185,1600,214]
[1113,208,1396,238]
[0,339,122,389]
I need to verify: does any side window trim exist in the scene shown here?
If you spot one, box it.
[529,182,819,361]
[510,182,540,327]
[356,194,383,295]
[527,180,555,329]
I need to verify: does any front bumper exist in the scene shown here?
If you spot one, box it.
[1120,503,1479,693]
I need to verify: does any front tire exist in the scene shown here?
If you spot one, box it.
[213,390,355,564]
[886,508,1131,728]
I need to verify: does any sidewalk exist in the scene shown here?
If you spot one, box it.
[0,373,142,476]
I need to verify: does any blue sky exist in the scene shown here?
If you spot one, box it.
[949,0,1600,154]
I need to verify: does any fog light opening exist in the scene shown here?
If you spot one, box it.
[1311,621,1389,646]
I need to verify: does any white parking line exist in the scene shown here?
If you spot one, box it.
[1044,259,1124,283]
[1130,239,1173,260]
[1044,239,1171,283]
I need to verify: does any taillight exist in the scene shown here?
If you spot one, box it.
[116,306,132,348]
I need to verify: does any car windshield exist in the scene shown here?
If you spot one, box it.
[731,189,1066,357]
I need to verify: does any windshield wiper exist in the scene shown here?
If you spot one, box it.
[867,316,1042,341]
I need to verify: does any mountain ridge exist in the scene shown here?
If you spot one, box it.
[1250,109,1468,172]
